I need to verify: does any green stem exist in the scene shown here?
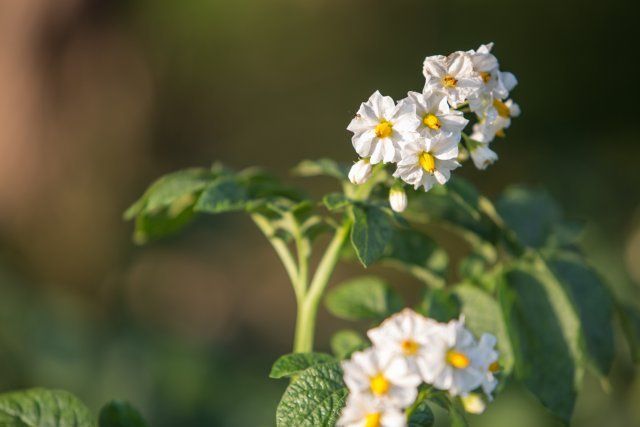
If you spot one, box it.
[293,218,352,353]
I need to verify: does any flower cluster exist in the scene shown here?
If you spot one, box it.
[347,43,519,213]
[338,309,499,427]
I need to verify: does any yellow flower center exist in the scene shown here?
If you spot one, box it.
[493,99,511,118]
[495,128,506,138]
[423,113,441,130]
[369,373,390,396]
[480,71,492,84]
[401,339,420,356]
[418,152,436,174]
[442,75,458,88]
[446,350,470,369]
[374,120,393,138]
[489,361,500,373]
[365,412,382,427]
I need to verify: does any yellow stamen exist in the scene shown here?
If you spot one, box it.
[495,129,506,138]
[442,75,458,88]
[365,412,382,427]
[401,339,420,356]
[480,71,492,84]
[418,152,436,174]
[446,350,470,369]
[489,361,500,373]
[369,373,390,396]
[423,113,441,130]
[375,120,393,138]
[492,99,511,118]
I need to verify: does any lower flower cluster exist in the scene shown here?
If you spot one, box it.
[338,309,499,427]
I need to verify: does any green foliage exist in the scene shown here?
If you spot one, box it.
[349,204,394,267]
[383,228,448,287]
[417,289,459,322]
[330,330,369,360]
[270,353,335,379]
[275,362,348,427]
[619,303,640,363]
[407,399,435,427]
[193,176,247,213]
[0,388,95,427]
[325,276,403,321]
[98,401,148,427]
[292,159,349,181]
[499,261,581,424]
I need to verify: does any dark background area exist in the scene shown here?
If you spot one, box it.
[1,0,639,425]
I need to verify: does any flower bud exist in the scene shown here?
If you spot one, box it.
[389,187,408,213]
[348,159,372,185]
[461,393,486,414]
[469,144,498,170]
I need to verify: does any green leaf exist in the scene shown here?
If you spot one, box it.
[330,330,369,359]
[453,283,514,375]
[417,289,459,322]
[499,260,582,424]
[325,276,404,321]
[350,205,394,267]
[428,392,468,427]
[276,362,348,427]
[618,303,640,363]
[544,252,614,376]
[0,388,95,427]
[383,228,448,287]
[194,176,248,213]
[292,158,349,180]
[98,401,148,427]
[407,399,435,427]
[124,168,214,220]
[132,199,196,245]
[496,186,562,248]
[322,193,351,211]
[270,353,336,379]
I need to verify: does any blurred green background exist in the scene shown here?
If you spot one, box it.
[1,0,639,425]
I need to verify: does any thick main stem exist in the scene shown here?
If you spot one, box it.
[292,219,352,353]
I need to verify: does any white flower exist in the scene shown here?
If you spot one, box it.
[393,135,460,192]
[347,91,420,164]
[468,43,517,101]
[349,159,373,185]
[468,143,498,170]
[471,99,521,143]
[337,394,406,427]
[388,187,408,213]
[419,317,486,396]
[367,309,441,378]
[342,347,421,408]
[475,333,500,400]
[400,90,468,140]
[423,52,483,107]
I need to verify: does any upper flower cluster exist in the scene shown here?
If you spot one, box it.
[346,43,519,212]
[338,309,499,427]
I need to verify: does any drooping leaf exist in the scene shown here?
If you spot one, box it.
[276,362,348,427]
[349,204,394,267]
[453,283,514,375]
[270,353,336,379]
[496,186,562,249]
[544,251,614,376]
[618,303,640,363]
[124,167,215,220]
[0,388,95,427]
[499,260,582,424]
[132,199,197,244]
[417,289,459,322]
[407,399,435,427]
[194,176,248,213]
[98,401,148,427]
[330,330,369,359]
[325,276,404,321]
[383,228,448,287]
[292,158,349,181]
